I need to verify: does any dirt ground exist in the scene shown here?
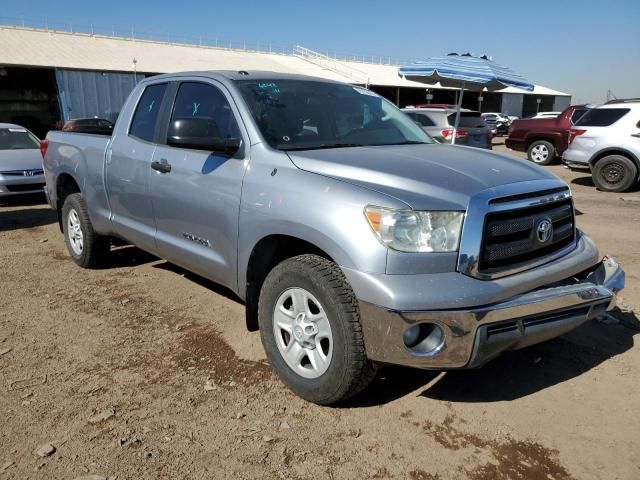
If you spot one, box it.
[1,143,639,480]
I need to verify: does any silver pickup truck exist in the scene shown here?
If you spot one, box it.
[42,71,625,405]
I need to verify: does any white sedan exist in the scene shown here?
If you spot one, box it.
[0,123,45,197]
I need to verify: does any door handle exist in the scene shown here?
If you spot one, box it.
[151,159,172,173]
[631,133,640,138]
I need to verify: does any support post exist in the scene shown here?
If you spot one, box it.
[451,83,465,145]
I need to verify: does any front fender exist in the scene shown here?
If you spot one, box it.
[236,147,406,298]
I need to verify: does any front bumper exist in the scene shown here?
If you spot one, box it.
[0,174,46,197]
[359,257,625,369]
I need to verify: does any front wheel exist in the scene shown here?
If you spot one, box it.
[592,155,638,192]
[258,254,376,405]
[527,140,556,165]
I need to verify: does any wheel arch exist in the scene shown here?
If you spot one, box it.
[55,172,82,232]
[243,234,338,332]
[525,135,557,150]
[590,148,640,174]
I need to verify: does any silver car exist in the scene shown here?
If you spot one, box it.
[402,107,492,149]
[0,123,45,197]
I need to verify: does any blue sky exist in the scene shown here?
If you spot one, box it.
[2,0,638,103]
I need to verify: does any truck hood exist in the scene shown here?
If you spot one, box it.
[0,148,43,171]
[286,144,559,210]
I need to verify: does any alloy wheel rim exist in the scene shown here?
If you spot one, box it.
[273,287,333,379]
[67,208,83,256]
[531,145,549,162]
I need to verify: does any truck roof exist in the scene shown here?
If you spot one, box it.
[142,70,343,84]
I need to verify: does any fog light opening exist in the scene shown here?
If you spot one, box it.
[403,323,445,356]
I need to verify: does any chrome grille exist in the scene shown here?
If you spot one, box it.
[0,169,44,177]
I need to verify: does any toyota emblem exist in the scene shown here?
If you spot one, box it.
[536,218,553,243]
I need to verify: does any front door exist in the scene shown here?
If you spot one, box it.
[150,80,247,289]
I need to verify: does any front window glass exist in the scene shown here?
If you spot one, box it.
[236,80,432,150]
[0,128,40,150]
[170,82,240,139]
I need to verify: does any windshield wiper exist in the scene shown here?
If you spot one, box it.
[282,143,364,151]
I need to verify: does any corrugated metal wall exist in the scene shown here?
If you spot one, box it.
[55,69,141,123]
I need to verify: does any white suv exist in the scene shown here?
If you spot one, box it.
[563,99,640,192]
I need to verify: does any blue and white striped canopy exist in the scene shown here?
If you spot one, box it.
[399,54,534,92]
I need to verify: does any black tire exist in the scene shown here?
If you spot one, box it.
[592,155,638,193]
[527,140,556,165]
[258,254,376,405]
[62,193,110,268]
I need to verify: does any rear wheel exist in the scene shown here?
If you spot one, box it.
[258,254,376,405]
[527,140,555,165]
[592,155,638,192]
[62,193,110,268]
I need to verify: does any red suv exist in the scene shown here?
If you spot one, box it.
[505,105,589,165]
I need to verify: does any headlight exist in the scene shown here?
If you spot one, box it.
[364,206,464,252]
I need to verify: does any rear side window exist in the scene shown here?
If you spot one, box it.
[170,82,240,140]
[129,83,168,142]
[447,112,486,128]
[408,113,436,127]
[575,108,629,127]
[570,109,588,123]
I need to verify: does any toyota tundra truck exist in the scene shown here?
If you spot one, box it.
[42,71,625,405]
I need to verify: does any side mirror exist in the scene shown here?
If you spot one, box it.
[167,118,241,156]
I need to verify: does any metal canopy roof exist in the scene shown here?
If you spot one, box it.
[0,26,569,97]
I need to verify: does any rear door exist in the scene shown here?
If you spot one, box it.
[106,82,169,252]
[149,79,247,288]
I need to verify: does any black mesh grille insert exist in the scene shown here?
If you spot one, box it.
[479,198,575,272]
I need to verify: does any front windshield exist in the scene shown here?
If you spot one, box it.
[236,80,433,150]
[0,128,40,150]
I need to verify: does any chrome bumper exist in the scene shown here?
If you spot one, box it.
[359,257,625,369]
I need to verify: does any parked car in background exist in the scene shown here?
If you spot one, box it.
[42,71,624,405]
[563,99,640,192]
[481,113,509,136]
[506,105,590,164]
[403,107,492,149]
[527,112,562,119]
[62,118,115,135]
[0,123,45,197]
[482,112,512,124]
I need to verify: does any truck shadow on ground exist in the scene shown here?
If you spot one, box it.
[347,310,639,407]
[105,244,159,269]
[152,260,243,304]
[0,194,57,232]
